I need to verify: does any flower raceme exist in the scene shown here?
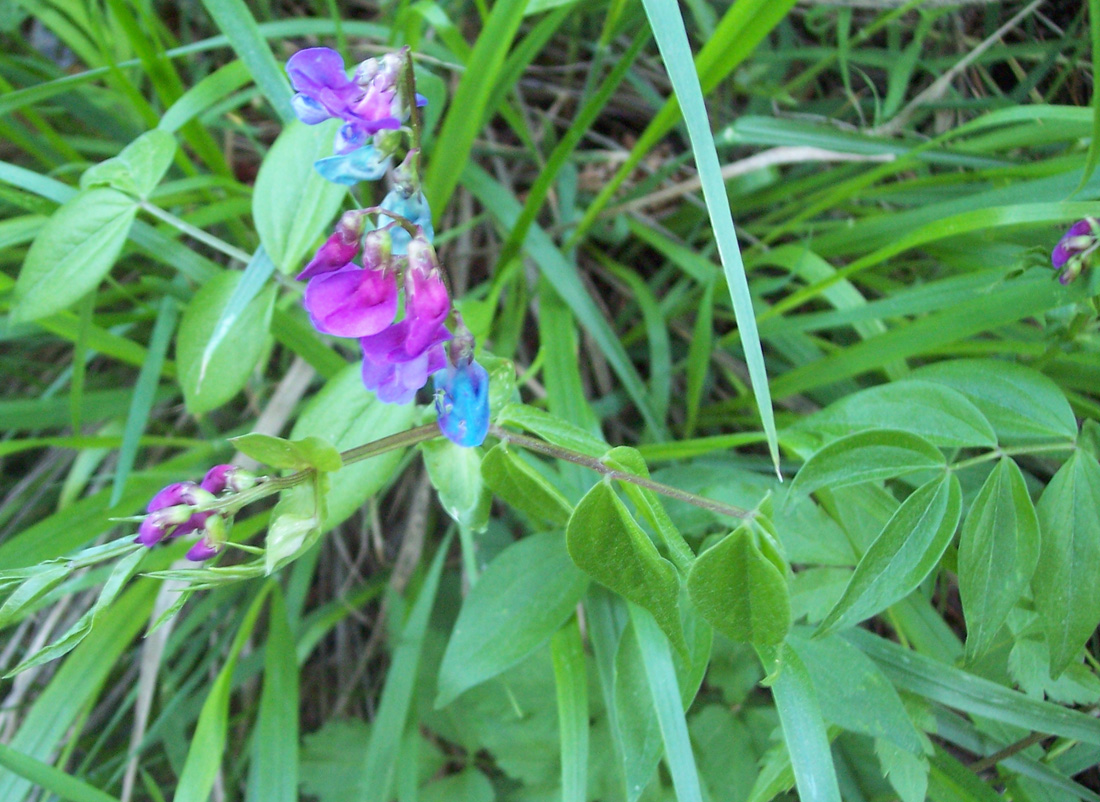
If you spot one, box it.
[134,465,256,561]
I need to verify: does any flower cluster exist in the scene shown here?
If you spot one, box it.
[135,465,256,561]
[1052,218,1099,285]
[289,46,490,447]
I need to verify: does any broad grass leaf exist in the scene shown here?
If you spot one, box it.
[245,588,298,802]
[958,459,1039,660]
[787,630,924,753]
[1033,451,1100,677]
[0,743,120,802]
[421,438,491,531]
[80,129,176,198]
[687,524,790,646]
[567,482,685,655]
[290,365,417,527]
[12,188,137,321]
[253,120,347,273]
[177,271,275,414]
[790,430,945,497]
[481,443,573,527]
[770,643,843,802]
[435,532,588,707]
[876,739,929,802]
[818,473,961,636]
[912,359,1077,445]
[551,618,588,802]
[798,380,996,448]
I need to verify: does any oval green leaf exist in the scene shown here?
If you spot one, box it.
[958,458,1039,660]
[790,430,945,497]
[566,482,685,654]
[177,270,276,414]
[12,188,137,322]
[799,380,996,448]
[421,438,491,531]
[1033,451,1100,677]
[481,443,573,527]
[687,524,790,647]
[912,359,1077,445]
[817,473,961,636]
[436,532,587,707]
[253,120,348,273]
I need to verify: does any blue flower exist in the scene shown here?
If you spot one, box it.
[433,352,490,448]
[377,188,433,254]
[313,146,392,186]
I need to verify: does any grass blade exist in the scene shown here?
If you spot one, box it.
[630,605,703,802]
[0,744,120,802]
[199,0,293,122]
[551,617,589,802]
[770,644,843,802]
[110,294,178,506]
[637,0,779,474]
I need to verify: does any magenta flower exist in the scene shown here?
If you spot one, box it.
[201,465,257,495]
[304,264,399,338]
[404,238,450,353]
[359,319,450,404]
[297,218,362,281]
[185,514,229,562]
[135,482,215,546]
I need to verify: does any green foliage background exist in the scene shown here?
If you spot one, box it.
[1,1,1099,801]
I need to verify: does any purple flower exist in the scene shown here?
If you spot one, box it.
[359,320,450,404]
[1052,218,1098,284]
[185,514,229,562]
[201,464,257,495]
[297,215,363,281]
[186,539,221,562]
[287,48,363,122]
[135,482,215,547]
[304,264,399,338]
[433,343,490,448]
[287,48,405,144]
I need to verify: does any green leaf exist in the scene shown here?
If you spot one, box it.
[790,430,946,497]
[246,588,298,802]
[818,473,961,636]
[177,270,275,414]
[198,0,294,121]
[436,532,588,707]
[770,643,842,802]
[198,247,276,385]
[798,381,997,448]
[0,743,120,802]
[481,443,573,527]
[230,433,341,472]
[80,129,176,199]
[176,586,272,802]
[637,0,779,473]
[253,120,348,273]
[787,630,924,754]
[958,459,1040,660]
[566,482,685,654]
[12,188,137,322]
[912,359,1078,445]
[0,564,70,631]
[1033,451,1100,677]
[497,403,608,457]
[265,480,325,574]
[359,535,451,802]
[876,739,929,802]
[421,438,491,531]
[551,617,589,802]
[847,627,1100,747]
[289,366,418,527]
[629,606,705,802]
[687,524,790,646]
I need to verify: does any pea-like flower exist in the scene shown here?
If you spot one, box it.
[286,48,403,139]
[1052,218,1098,285]
[433,332,490,448]
[377,187,434,254]
[134,482,215,547]
[304,264,399,338]
[296,211,364,281]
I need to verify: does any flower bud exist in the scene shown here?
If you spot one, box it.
[433,356,490,448]
[379,187,433,254]
[297,213,364,281]
[186,514,229,562]
[201,464,258,495]
[1052,218,1098,285]
[363,228,393,271]
[393,149,421,195]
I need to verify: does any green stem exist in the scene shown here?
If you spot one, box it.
[139,201,252,264]
[950,442,1077,472]
[490,425,752,520]
[402,46,422,155]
